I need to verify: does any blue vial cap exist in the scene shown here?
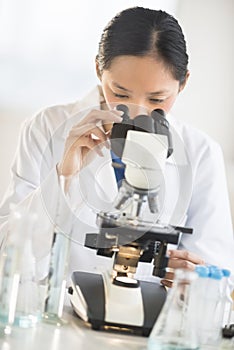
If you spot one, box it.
[222,269,231,277]
[209,268,223,280]
[207,265,220,276]
[208,265,219,270]
[195,265,209,277]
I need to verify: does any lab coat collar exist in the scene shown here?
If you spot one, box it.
[61,85,104,140]
[71,85,105,114]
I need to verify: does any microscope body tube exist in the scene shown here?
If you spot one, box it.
[111,105,172,216]
[114,131,168,217]
[122,131,168,191]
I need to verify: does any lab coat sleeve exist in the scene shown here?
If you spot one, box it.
[179,141,234,273]
[0,113,63,278]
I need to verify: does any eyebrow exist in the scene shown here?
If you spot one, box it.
[112,81,169,95]
[113,82,132,93]
[148,90,169,95]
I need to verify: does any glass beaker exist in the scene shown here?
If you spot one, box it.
[0,206,39,334]
[41,175,74,326]
[14,231,41,328]
[148,269,199,350]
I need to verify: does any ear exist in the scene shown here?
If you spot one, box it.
[179,70,190,93]
[95,56,102,81]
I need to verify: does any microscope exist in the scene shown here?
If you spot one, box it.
[68,105,193,336]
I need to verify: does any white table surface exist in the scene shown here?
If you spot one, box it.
[0,302,233,350]
[0,304,147,350]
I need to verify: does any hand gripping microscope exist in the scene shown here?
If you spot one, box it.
[69,105,193,336]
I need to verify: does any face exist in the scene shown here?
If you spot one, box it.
[98,55,184,119]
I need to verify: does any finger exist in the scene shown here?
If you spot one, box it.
[168,250,205,265]
[70,128,110,153]
[91,133,111,150]
[89,126,108,143]
[88,109,123,124]
[70,124,106,139]
[80,136,104,157]
[164,271,174,281]
[102,110,124,133]
[161,279,173,288]
[76,127,111,152]
[70,110,123,138]
[65,134,103,158]
[102,122,113,134]
[167,258,195,271]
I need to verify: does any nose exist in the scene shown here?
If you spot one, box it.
[126,102,150,119]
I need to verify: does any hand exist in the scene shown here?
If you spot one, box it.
[161,249,205,288]
[57,109,123,176]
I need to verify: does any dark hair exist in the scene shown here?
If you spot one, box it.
[97,7,188,85]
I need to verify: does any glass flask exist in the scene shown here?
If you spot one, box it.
[148,269,199,350]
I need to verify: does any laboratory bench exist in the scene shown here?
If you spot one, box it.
[0,303,233,350]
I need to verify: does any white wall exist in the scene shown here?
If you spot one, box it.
[0,0,233,224]
[173,0,234,159]
[0,0,178,200]
[172,0,234,224]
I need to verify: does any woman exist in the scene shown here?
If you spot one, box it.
[0,7,233,285]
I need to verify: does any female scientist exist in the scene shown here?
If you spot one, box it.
[0,7,233,286]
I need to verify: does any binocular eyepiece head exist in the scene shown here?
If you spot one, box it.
[111,104,173,158]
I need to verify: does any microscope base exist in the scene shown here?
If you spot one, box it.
[69,271,166,337]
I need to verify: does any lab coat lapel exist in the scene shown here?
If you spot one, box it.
[78,148,118,214]
[94,149,119,206]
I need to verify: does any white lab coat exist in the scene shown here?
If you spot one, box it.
[0,86,233,280]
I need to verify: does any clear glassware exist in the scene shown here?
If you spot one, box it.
[148,269,199,350]
[41,175,74,326]
[0,238,20,336]
[221,269,233,328]
[14,227,41,328]
[0,206,38,334]
[199,267,224,346]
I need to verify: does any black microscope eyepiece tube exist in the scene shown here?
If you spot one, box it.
[110,105,132,157]
[151,109,173,158]
[116,104,130,122]
[151,109,169,134]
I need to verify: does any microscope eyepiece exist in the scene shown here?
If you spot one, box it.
[116,104,130,122]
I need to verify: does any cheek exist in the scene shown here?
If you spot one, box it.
[162,96,177,113]
[101,88,119,110]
